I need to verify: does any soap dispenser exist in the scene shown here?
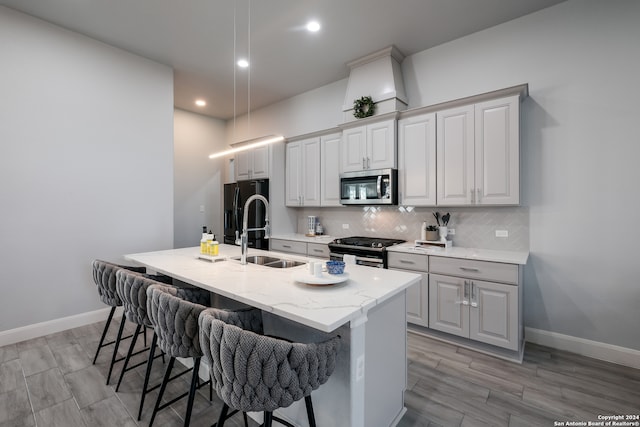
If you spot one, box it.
[200,226,208,254]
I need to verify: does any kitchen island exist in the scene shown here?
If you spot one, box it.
[125,244,420,427]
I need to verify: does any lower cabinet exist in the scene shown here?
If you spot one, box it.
[387,252,429,327]
[270,238,330,258]
[429,272,519,351]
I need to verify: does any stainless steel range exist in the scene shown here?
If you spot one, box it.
[328,236,405,268]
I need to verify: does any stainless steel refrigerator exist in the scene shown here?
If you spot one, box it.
[223,179,269,249]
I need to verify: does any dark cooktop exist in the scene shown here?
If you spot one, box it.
[330,236,405,249]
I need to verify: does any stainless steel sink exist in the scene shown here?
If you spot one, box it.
[262,259,306,268]
[231,255,304,268]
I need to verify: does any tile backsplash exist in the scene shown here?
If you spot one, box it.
[296,206,529,252]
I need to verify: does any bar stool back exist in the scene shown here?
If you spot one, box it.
[91,259,145,380]
[114,270,173,419]
[145,284,213,427]
[199,309,341,427]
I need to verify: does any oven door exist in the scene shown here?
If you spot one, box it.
[330,252,384,268]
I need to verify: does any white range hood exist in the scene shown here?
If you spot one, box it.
[342,45,408,123]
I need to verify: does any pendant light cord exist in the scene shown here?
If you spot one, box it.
[233,0,237,141]
[247,0,251,135]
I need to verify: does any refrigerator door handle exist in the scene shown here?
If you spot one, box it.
[233,186,241,235]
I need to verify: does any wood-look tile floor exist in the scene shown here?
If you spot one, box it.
[399,331,640,427]
[1,320,639,427]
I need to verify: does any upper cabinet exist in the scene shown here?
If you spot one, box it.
[474,96,520,205]
[286,138,321,207]
[341,118,396,172]
[286,131,342,207]
[436,94,520,206]
[320,133,342,207]
[235,145,270,181]
[398,112,437,206]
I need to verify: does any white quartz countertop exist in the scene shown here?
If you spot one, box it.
[125,245,420,332]
[387,243,529,265]
[269,234,334,244]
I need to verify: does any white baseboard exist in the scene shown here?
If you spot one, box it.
[0,307,122,347]
[525,327,640,370]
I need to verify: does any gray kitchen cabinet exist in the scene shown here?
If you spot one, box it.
[388,252,429,327]
[270,238,330,258]
[436,94,520,206]
[307,242,330,258]
[320,133,342,207]
[235,145,270,181]
[340,118,396,172]
[270,238,307,255]
[429,256,521,351]
[398,112,437,206]
[286,138,321,207]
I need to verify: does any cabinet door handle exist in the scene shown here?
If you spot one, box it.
[312,248,324,253]
[399,260,415,265]
[463,281,469,305]
[367,157,370,169]
[476,188,481,203]
[459,267,480,272]
[362,157,366,169]
[282,244,292,249]
[470,188,475,204]
[470,283,478,308]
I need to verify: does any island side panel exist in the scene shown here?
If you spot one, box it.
[261,313,352,426]
[365,290,408,426]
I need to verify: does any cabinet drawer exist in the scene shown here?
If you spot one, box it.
[429,256,518,285]
[387,252,428,272]
[270,239,307,255]
[307,242,330,258]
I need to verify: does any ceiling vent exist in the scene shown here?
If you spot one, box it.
[342,45,408,123]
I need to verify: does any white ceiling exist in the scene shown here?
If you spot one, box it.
[1,0,565,120]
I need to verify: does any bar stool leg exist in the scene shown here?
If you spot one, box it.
[149,356,176,427]
[264,411,273,427]
[304,395,317,427]
[106,313,127,385]
[93,306,116,364]
[138,332,158,420]
[115,324,142,392]
[216,404,229,427]
[184,358,201,427]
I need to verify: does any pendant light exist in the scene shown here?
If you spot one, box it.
[209,0,283,160]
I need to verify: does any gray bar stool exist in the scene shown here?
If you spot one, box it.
[91,259,146,383]
[146,284,231,427]
[114,269,174,420]
[199,308,341,427]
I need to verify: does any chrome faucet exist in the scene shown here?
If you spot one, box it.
[235,194,270,265]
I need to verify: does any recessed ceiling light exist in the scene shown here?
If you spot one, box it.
[306,21,321,32]
[195,99,206,107]
[237,59,249,68]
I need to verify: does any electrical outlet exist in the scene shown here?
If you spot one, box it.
[342,224,350,229]
[495,230,509,238]
[448,228,456,235]
[199,205,205,213]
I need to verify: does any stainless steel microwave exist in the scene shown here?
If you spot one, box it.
[339,168,398,205]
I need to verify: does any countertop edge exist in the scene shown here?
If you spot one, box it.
[386,244,529,265]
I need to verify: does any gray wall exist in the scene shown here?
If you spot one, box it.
[226,0,640,351]
[173,109,227,248]
[0,7,174,332]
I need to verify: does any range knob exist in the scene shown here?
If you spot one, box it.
[335,239,342,244]
[372,242,382,248]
